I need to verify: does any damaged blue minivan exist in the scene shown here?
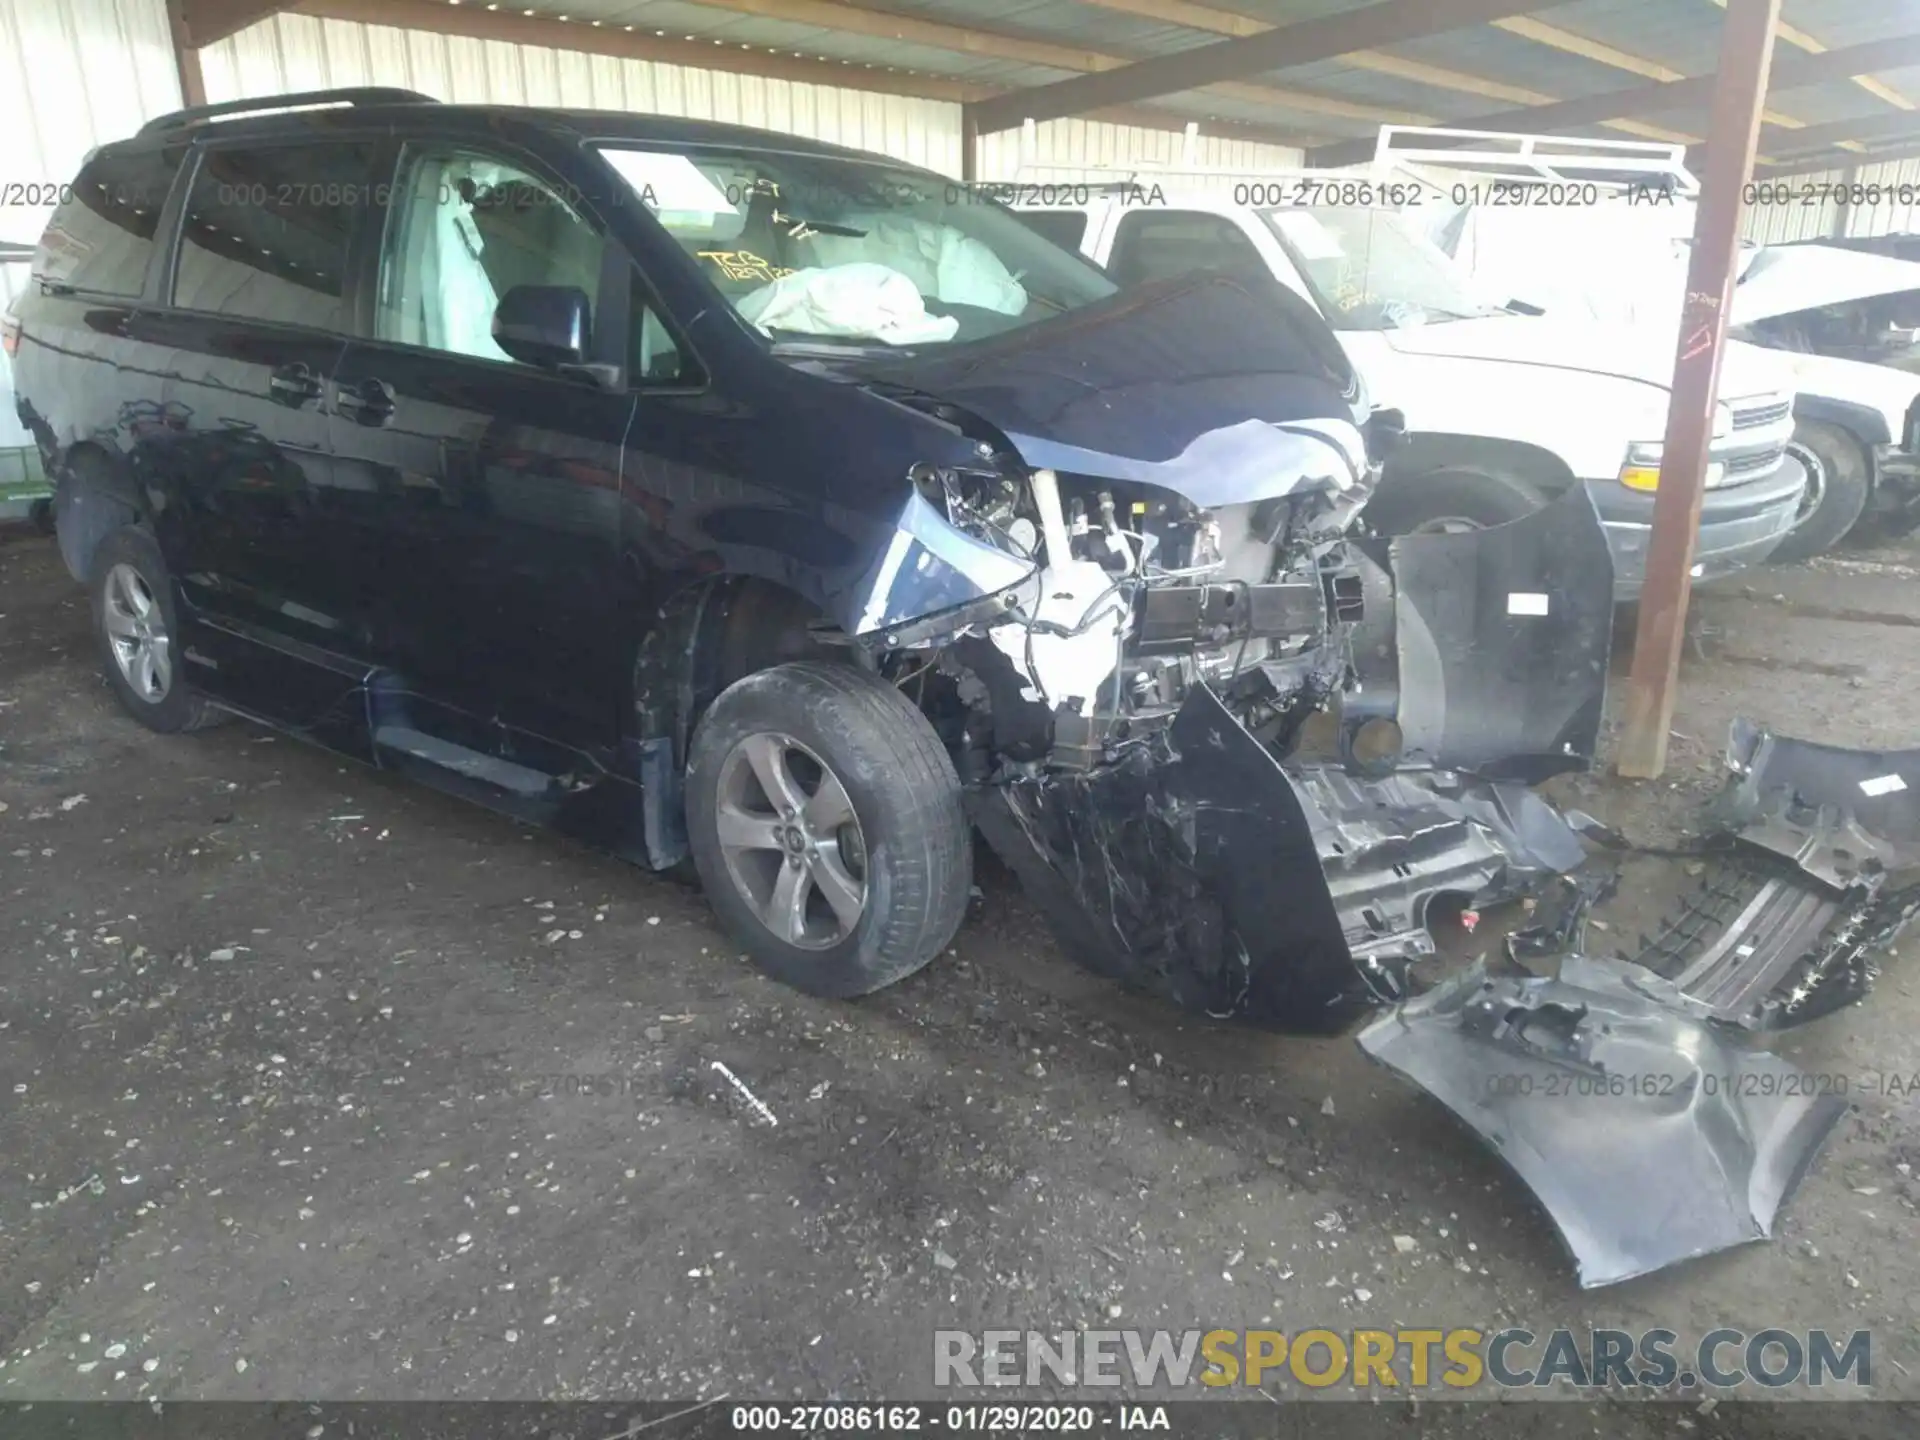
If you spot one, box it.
[21,89,1896,1287]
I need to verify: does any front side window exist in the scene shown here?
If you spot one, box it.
[34,145,186,297]
[170,141,375,330]
[377,148,608,366]
[597,145,1115,349]
[1260,206,1503,331]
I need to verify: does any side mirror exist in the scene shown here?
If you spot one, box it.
[493,285,591,369]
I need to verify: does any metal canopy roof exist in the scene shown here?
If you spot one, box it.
[173,1,1920,174]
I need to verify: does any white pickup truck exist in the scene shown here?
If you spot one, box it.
[1431,175,1920,558]
[1015,146,1806,599]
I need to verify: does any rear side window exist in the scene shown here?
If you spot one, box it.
[1108,210,1272,290]
[1017,209,1090,253]
[32,146,185,296]
[170,141,378,332]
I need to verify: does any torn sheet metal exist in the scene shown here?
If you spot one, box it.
[968,685,1587,1034]
[1357,954,1848,1289]
[1626,719,1920,1029]
[1388,485,1615,782]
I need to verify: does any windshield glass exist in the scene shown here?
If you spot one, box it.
[597,145,1117,348]
[1423,199,1696,325]
[1258,206,1502,330]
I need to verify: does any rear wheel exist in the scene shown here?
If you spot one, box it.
[89,526,226,733]
[685,661,970,998]
[1769,420,1872,563]
[1363,466,1544,536]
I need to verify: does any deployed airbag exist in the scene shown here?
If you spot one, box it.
[738,263,959,345]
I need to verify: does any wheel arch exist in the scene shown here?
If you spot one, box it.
[53,442,149,583]
[1381,434,1579,495]
[629,572,852,869]
[1790,400,1882,490]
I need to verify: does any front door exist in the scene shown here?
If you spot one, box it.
[324,141,639,765]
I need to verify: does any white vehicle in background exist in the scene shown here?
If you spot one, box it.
[1405,127,1920,558]
[1016,149,1804,600]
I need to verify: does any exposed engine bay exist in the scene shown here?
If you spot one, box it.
[845,411,1916,1288]
[787,272,1918,1288]
[851,407,1614,1031]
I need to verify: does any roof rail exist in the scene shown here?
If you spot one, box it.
[138,87,437,137]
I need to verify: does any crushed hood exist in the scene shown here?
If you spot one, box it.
[849,274,1373,507]
[1380,313,1791,400]
[1734,243,1920,324]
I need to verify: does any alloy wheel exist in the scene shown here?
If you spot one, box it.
[102,563,172,703]
[713,732,869,950]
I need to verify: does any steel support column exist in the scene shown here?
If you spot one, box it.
[961,106,980,184]
[166,0,208,108]
[1616,0,1784,778]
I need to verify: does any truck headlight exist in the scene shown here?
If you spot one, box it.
[1618,442,1725,493]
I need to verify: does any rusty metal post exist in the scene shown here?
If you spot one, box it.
[1615,0,1783,778]
[960,105,980,184]
[166,0,208,107]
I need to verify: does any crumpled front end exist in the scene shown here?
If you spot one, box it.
[933,473,1616,1033]
[968,685,1590,1033]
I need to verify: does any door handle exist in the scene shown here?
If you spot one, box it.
[268,362,323,407]
[337,377,396,427]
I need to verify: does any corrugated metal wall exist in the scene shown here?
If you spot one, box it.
[1835,155,1920,240]
[199,13,964,173]
[0,0,181,246]
[0,254,34,450]
[1742,159,1920,244]
[198,14,1304,184]
[1743,167,1846,245]
[976,118,1304,182]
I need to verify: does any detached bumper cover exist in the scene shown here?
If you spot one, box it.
[1627,719,1920,1029]
[1357,954,1848,1289]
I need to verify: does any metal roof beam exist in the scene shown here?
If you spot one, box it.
[1757,141,1920,178]
[1075,0,1691,142]
[675,0,1424,128]
[282,0,1308,152]
[964,0,1554,137]
[1308,30,1920,166]
[1734,109,1920,159]
[177,0,296,48]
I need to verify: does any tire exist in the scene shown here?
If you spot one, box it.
[1362,466,1544,536]
[89,526,227,733]
[1768,420,1872,563]
[685,660,970,998]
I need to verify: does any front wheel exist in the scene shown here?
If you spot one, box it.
[685,661,971,998]
[1769,420,1872,563]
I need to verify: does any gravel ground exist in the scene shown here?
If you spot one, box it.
[2,525,1918,1433]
